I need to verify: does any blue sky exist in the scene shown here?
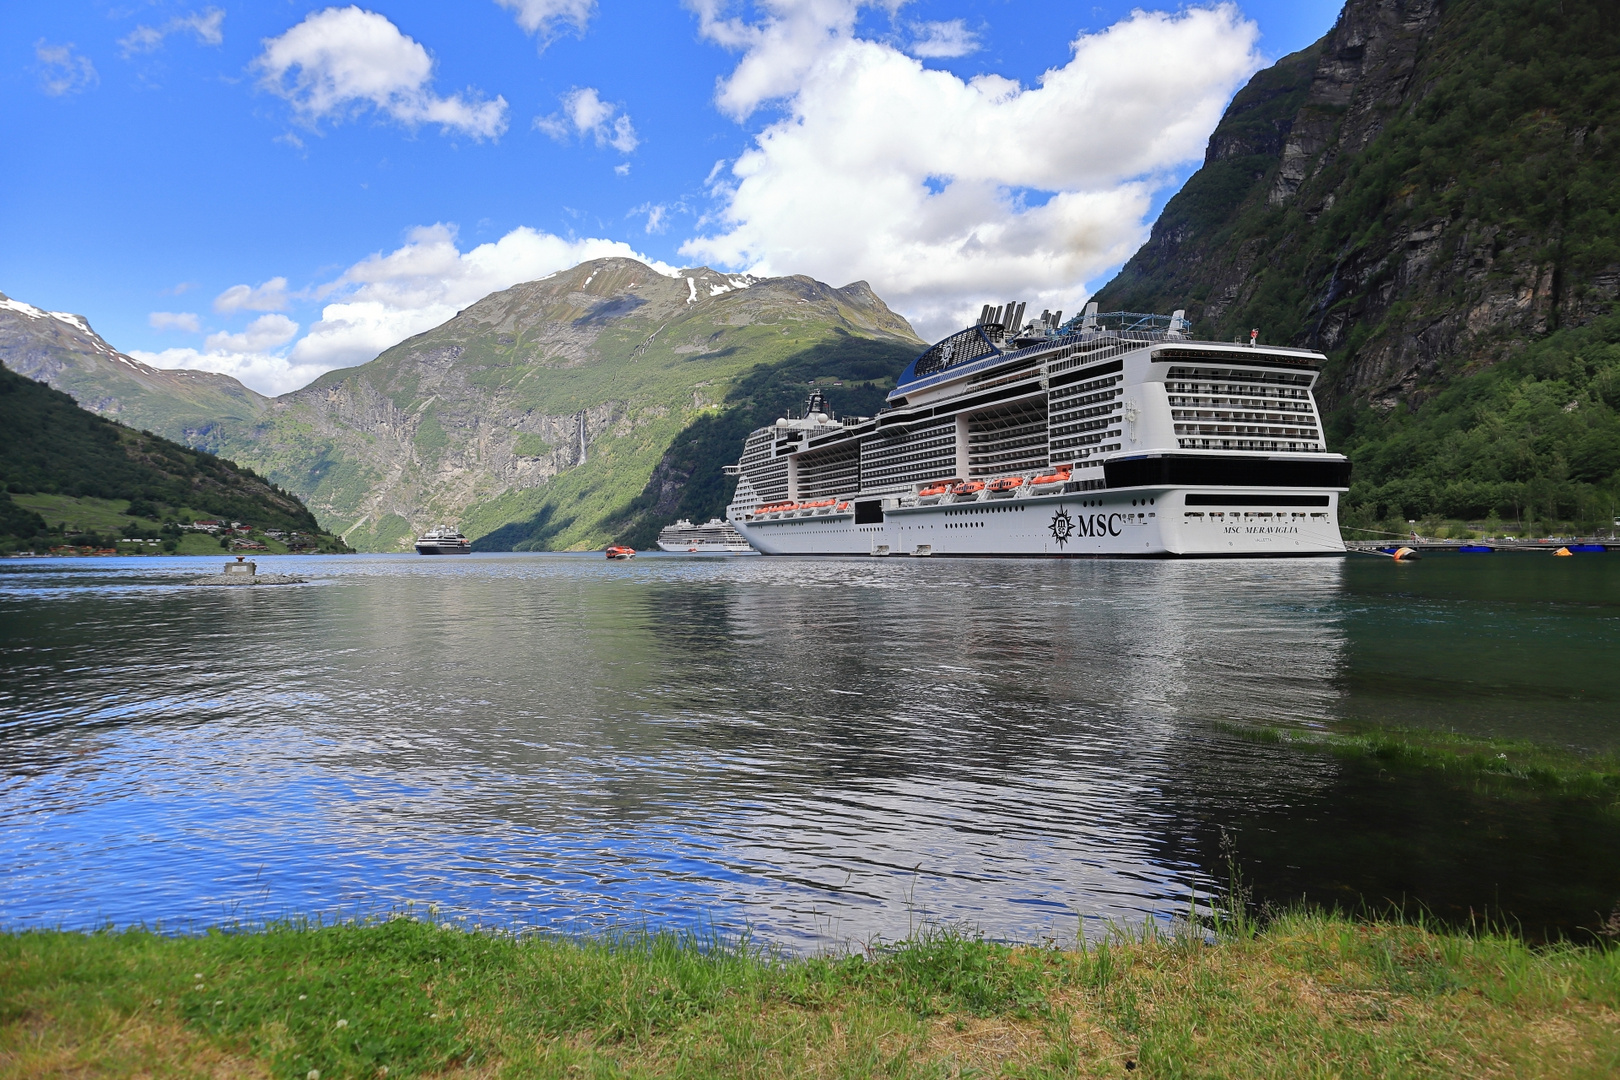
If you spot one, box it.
[2,1,1342,394]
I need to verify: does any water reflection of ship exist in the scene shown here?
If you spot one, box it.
[695,557,1353,942]
[655,518,757,553]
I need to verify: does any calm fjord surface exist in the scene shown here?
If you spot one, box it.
[2,554,1617,946]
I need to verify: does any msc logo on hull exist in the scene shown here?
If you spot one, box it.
[1050,506,1124,546]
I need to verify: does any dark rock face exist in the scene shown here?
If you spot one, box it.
[1094,0,1620,414]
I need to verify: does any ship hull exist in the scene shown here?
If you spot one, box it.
[654,540,759,553]
[734,487,1346,558]
[414,542,472,555]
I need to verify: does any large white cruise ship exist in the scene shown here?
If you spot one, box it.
[724,304,1350,557]
[655,517,756,552]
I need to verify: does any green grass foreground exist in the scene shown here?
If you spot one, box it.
[3,914,1618,1079]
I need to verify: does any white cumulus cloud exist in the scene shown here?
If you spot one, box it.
[255,6,508,139]
[133,346,335,398]
[495,0,594,42]
[120,8,225,56]
[908,19,977,59]
[535,87,638,152]
[34,41,98,96]
[214,277,289,314]
[149,311,202,333]
[682,1,1261,339]
[206,313,300,353]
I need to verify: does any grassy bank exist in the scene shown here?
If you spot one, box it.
[4,914,1618,1078]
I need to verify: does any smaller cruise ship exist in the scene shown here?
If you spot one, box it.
[414,527,472,555]
[655,517,757,553]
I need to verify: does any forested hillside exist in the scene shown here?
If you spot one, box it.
[1095,0,1620,533]
[0,365,346,551]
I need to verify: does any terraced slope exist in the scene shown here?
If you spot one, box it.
[220,260,923,551]
[0,292,269,446]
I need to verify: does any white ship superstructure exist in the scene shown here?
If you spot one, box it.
[655,517,756,552]
[725,304,1350,557]
[414,527,472,554]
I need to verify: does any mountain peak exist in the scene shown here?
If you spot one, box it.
[0,287,267,443]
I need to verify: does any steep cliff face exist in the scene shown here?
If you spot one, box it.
[0,292,268,443]
[1095,0,1620,413]
[222,259,922,550]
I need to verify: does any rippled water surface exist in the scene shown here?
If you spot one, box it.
[2,553,1618,946]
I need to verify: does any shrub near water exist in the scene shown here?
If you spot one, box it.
[4,914,1620,1078]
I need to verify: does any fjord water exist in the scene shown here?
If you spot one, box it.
[2,553,1617,946]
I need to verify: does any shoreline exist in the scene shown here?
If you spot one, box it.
[4,913,1616,1078]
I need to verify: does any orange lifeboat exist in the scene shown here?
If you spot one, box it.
[987,476,1024,494]
[1029,467,1072,491]
[835,501,851,512]
[917,480,956,502]
[605,545,636,560]
[950,480,986,501]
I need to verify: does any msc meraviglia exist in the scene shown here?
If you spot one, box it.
[725,303,1350,557]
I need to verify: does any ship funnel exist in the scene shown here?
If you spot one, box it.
[1169,309,1188,337]
[804,387,833,419]
[1081,302,1099,332]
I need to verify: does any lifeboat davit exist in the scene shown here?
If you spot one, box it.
[950,480,986,502]
[917,480,956,504]
[605,545,636,560]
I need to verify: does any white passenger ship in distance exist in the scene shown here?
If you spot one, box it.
[655,517,756,553]
[414,527,472,554]
[724,303,1350,557]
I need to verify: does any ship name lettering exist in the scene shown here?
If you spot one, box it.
[1075,513,1121,538]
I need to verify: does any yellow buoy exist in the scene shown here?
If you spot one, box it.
[1393,546,1420,561]
[1554,546,1573,556]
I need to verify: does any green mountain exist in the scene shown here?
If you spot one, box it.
[2,266,922,551]
[0,364,347,552]
[208,260,922,551]
[1094,0,1620,532]
[522,332,920,551]
[0,291,269,447]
